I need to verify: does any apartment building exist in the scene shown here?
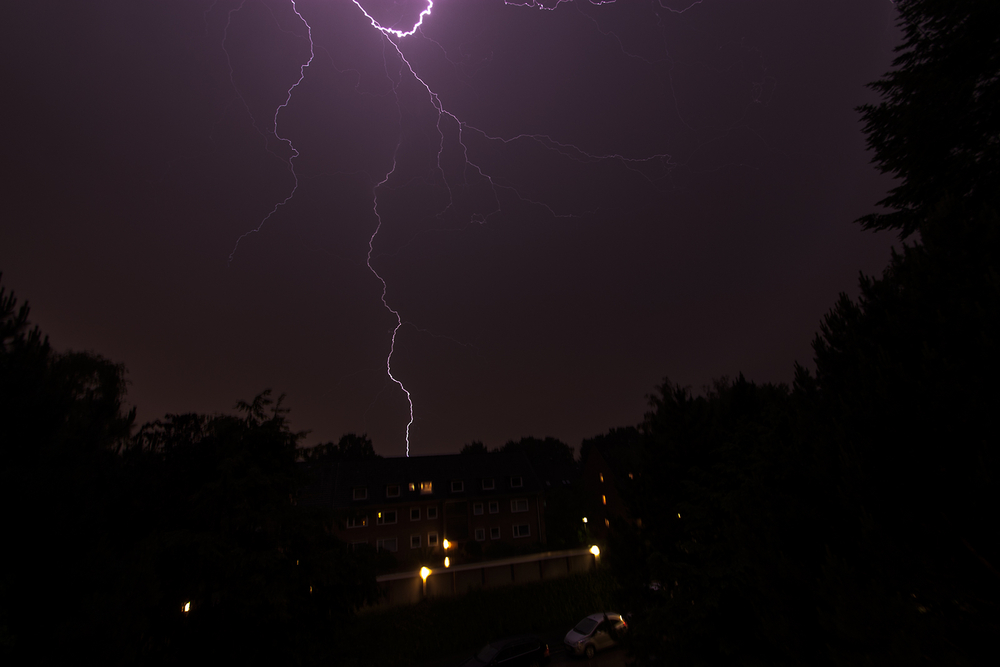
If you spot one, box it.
[303,452,546,567]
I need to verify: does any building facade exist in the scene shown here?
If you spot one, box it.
[303,452,547,568]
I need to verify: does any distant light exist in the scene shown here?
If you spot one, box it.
[602,495,607,505]
[182,602,191,613]
[444,557,450,568]
[420,567,431,581]
[590,545,600,556]
[677,513,681,518]
[582,517,588,524]
[442,539,450,549]
[599,473,604,483]
[309,586,313,593]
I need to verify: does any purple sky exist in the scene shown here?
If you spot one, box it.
[2,0,899,456]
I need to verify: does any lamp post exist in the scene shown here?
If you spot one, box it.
[590,544,601,567]
[420,566,431,597]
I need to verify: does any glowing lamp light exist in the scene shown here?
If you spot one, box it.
[182,601,191,613]
[590,545,601,557]
[420,566,431,582]
[442,539,450,550]
[582,517,588,523]
[444,557,450,568]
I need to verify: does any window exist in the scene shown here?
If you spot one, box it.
[473,502,483,515]
[410,507,420,521]
[599,473,604,483]
[488,501,499,514]
[377,538,397,552]
[419,481,433,495]
[410,535,421,548]
[474,528,485,541]
[408,482,415,492]
[427,532,438,547]
[426,506,438,519]
[353,487,367,500]
[349,541,367,552]
[451,480,464,493]
[513,524,530,538]
[482,478,495,490]
[386,484,400,498]
[510,476,523,488]
[376,510,397,525]
[346,515,367,529]
[602,494,607,505]
[490,527,500,540]
[511,499,529,513]
[605,518,610,527]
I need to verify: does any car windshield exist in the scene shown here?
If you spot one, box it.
[573,618,599,635]
[476,644,499,663]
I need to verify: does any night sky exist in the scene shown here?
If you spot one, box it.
[2,0,900,456]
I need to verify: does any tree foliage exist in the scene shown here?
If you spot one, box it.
[0,278,377,665]
[858,0,1000,236]
[610,1,1000,663]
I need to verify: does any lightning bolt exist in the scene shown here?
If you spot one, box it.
[226,0,314,266]
[221,0,740,455]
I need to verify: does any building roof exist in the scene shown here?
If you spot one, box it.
[301,451,544,509]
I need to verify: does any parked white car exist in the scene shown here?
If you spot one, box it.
[563,612,627,659]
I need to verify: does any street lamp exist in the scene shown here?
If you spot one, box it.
[420,566,431,596]
[590,544,601,567]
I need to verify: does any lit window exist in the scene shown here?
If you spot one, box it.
[512,524,530,538]
[475,528,486,541]
[482,478,495,490]
[511,499,529,513]
[473,502,483,515]
[605,518,610,527]
[386,485,400,498]
[490,527,500,540]
[427,532,438,547]
[346,515,367,529]
[599,473,604,483]
[628,473,634,479]
[410,508,420,521]
[408,482,415,492]
[353,487,367,501]
[451,480,464,493]
[420,481,433,495]
[510,476,523,488]
[376,510,397,525]
[411,535,421,548]
[488,501,499,514]
[426,506,438,519]
[376,538,397,552]
[602,495,607,505]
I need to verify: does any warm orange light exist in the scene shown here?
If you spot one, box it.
[582,517,588,524]
[420,567,431,581]
[444,557,450,568]
[442,539,450,550]
[602,495,607,505]
[599,473,604,483]
[677,513,681,518]
[590,545,600,556]
[182,602,191,613]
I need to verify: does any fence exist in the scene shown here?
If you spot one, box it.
[373,547,599,607]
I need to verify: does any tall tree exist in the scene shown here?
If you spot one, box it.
[858,0,1000,236]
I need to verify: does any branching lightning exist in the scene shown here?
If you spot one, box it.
[220,0,739,455]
